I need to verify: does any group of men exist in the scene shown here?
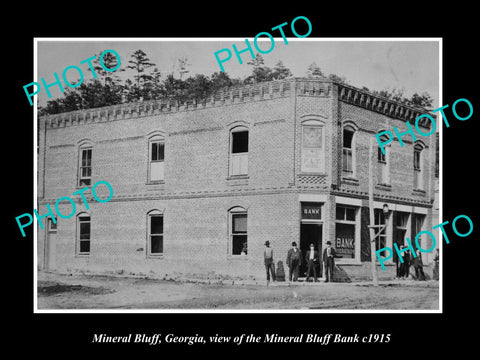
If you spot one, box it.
[397,245,432,281]
[264,241,337,284]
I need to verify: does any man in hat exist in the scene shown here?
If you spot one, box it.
[264,241,276,284]
[322,241,337,282]
[286,242,302,282]
[305,243,319,282]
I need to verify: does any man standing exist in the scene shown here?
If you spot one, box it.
[286,242,302,282]
[412,249,426,281]
[305,243,319,282]
[264,241,276,284]
[322,241,336,282]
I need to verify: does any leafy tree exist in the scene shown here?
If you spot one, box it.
[306,62,324,78]
[407,92,433,108]
[328,73,348,84]
[245,53,274,83]
[88,51,125,86]
[127,50,156,88]
[271,61,292,80]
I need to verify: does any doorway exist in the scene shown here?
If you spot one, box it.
[300,223,323,278]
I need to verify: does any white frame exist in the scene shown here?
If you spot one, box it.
[229,127,249,177]
[148,137,165,183]
[229,207,247,256]
[76,213,91,256]
[301,120,325,173]
[342,126,356,176]
[147,210,164,256]
[78,146,92,187]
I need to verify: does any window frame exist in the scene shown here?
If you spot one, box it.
[76,214,91,256]
[229,207,248,257]
[376,134,390,185]
[301,119,325,174]
[414,143,424,189]
[342,126,356,175]
[147,210,164,257]
[229,127,249,177]
[148,136,165,183]
[78,146,92,187]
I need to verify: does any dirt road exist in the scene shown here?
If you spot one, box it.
[37,271,439,310]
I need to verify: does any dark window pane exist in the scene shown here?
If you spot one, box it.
[343,129,353,149]
[158,143,164,161]
[80,178,91,186]
[49,218,57,230]
[151,142,158,161]
[232,214,247,233]
[232,234,247,255]
[80,240,90,253]
[150,216,163,234]
[151,235,163,254]
[232,131,248,153]
[378,147,385,162]
[80,222,90,239]
[336,207,344,220]
[346,207,356,221]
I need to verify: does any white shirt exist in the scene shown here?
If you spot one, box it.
[309,250,314,259]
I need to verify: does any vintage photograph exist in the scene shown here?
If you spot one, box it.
[34,39,440,311]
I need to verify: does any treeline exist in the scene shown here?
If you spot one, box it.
[39,50,433,115]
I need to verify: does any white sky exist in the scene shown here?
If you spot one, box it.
[36,39,440,108]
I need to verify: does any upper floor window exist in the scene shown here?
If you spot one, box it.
[229,127,248,176]
[342,126,355,174]
[414,143,424,189]
[377,134,390,185]
[148,136,165,182]
[79,147,92,186]
[301,120,325,173]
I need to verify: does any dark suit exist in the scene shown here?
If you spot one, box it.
[305,249,319,281]
[322,246,337,282]
[412,253,426,281]
[286,248,302,281]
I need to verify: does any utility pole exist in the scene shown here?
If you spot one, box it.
[368,137,379,286]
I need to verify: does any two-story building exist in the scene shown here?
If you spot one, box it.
[37,77,438,281]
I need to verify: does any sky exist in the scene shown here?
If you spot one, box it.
[36,39,440,108]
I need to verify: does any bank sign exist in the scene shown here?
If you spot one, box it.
[335,223,355,258]
[302,203,322,220]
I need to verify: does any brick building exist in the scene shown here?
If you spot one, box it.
[37,77,438,281]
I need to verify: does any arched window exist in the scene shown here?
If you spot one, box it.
[414,143,424,189]
[301,119,325,173]
[342,125,356,175]
[76,213,91,255]
[78,140,93,186]
[229,206,247,256]
[148,134,165,183]
[377,134,390,185]
[147,209,164,256]
[229,126,249,176]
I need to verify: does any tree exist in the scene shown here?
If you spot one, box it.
[306,62,324,78]
[271,61,292,80]
[328,73,348,84]
[245,53,274,83]
[127,50,156,88]
[407,92,433,108]
[88,51,125,86]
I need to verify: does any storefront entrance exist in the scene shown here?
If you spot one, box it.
[300,223,323,278]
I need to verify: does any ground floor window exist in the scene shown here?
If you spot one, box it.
[335,206,356,259]
[148,212,164,255]
[77,215,90,255]
[374,209,387,253]
[230,207,247,255]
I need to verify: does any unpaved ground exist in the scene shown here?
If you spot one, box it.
[37,271,439,310]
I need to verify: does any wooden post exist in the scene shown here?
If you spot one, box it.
[368,137,379,286]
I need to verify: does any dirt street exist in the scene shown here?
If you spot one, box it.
[37,271,439,310]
